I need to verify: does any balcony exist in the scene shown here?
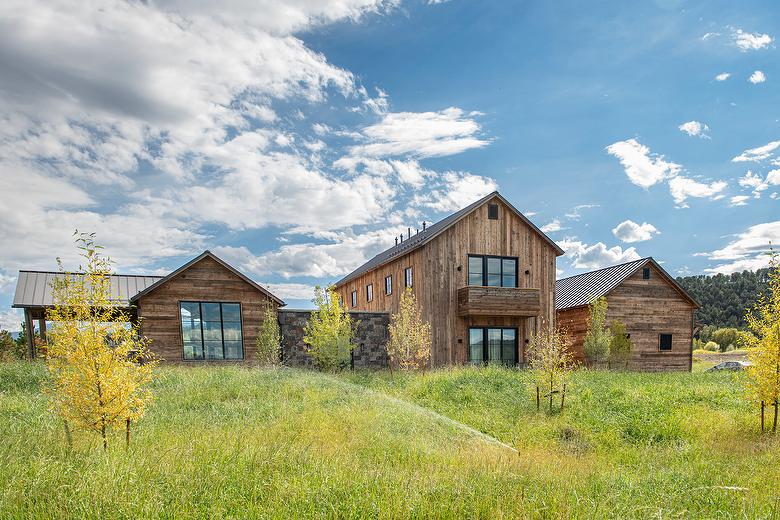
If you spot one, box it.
[457,286,541,317]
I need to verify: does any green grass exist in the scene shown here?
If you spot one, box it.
[1,362,778,518]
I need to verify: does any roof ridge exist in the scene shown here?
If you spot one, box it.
[556,257,651,282]
[17,269,165,278]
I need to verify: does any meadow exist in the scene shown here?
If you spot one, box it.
[1,361,778,518]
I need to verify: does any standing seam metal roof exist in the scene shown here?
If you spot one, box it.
[12,271,164,308]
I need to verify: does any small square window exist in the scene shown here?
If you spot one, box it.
[643,267,651,280]
[350,291,357,307]
[488,203,499,220]
[366,284,373,302]
[659,333,672,351]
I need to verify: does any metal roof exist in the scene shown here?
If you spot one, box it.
[334,191,564,287]
[12,271,163,309]
[555,257,699,310]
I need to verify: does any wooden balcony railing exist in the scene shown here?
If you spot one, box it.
[457,286,541,317]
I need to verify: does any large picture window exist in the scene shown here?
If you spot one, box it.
[467,255,518,287]
[180,302,243,360]
[468,327,517,365]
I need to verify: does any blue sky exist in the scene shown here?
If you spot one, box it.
[0,0,778,329]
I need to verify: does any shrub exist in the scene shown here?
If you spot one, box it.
[608,320,632,369]
[387,288,431,372]
[704,341,720,352]
[711,327,740,352]
[303,286,355,372]
[527,323,577,412]
[0,330,25,361]
[583,297,611,366]
[255,305,281,366]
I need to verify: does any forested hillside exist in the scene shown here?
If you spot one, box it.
[676,268,771,328]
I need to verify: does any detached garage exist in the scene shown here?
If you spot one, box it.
[556,257,699,372]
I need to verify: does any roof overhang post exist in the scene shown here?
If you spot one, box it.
[23,308,35,360]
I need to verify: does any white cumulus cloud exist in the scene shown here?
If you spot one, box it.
[732,29,773,51]
[668,176,727,207]
[606,138,681,189]
[715,72,731,81]
[612,220,660,243]
[732,140,780,163]
[704,221,780,273]
[559,238,641,270]
[749,70,766,84]
[678,121,710,139]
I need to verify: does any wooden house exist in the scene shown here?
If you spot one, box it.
[555,257,699,371]
[333,191,564,367]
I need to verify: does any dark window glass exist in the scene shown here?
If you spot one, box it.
[351,291,357,307]
[659,333,672,351]
[468,256,483,286]
[488,203,499,220]
[643,267,651,280]
[469,329,484,365]
[405,267,413,287]
[366,284,373,302]
[468,327,517,365]
[180,302,243,360]
[502,258,517,288]
[385,276,392,295]
[487,257,502,287]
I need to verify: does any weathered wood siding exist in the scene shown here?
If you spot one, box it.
[136,256,280,362]
[336,196,559,366]
[557,263,695,371]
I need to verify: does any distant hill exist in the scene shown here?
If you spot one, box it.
[676,268,771,328]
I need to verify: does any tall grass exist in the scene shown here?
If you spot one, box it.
[1,362,778,518]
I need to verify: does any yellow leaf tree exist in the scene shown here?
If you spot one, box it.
[255,304,281,366]
[387,287,431,372]
[743,250,780,432]
[45,232,158,450]
[303,286,355,371]
[527,322,577,413]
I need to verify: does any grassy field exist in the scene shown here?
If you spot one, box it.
[1,362,778,518]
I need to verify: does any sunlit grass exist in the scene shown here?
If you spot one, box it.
[1,362,778,518]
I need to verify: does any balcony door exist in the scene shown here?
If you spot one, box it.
[469,327,517,365]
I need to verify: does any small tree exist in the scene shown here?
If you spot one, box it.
[743,250,780,432]
[45,232,158,450]
[255,305,281,366]
[711,327,740,352]
[0,329,25,361]
[387,287,431,372]
[303,286,355,372]
[608,320,633,369]
[527,323,577,413]
[583,296,612,367]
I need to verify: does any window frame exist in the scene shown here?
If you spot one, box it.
[643,267,651,280]
[404,267,413,288]
[385,275,392,295]
[179,301,244,361]
[468,327,518,366]
[351,290,357,308]
[487,203,499,220]
[659,333,673,351]
[466,254,519,288]
[366,283,373,303]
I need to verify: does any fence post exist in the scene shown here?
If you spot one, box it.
[560,384,566,413]
[761,401,765,433]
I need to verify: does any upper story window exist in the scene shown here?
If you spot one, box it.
[180,301,243,360]
[366,283,373,302]
[643,267,651,279]
[385,275,392,295]
[659,333,672,351]
[488,203,499,220]
[467,255,518,287]
[404,267,413,288]
[351,290,357,307]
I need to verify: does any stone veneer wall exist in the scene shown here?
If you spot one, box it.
[278,309,389,369]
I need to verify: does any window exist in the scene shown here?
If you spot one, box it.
[180,302,243,360]
[488,203,499,220]
[404,267,413,288]
[366,284,373,302]
[643,267,651,279]
[469,328,517,365]
[385,275,392,295]
[351,290,357,307]
[466,255,518,287]
[659,333,673,351]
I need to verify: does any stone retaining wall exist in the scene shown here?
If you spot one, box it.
[278,309,389,369]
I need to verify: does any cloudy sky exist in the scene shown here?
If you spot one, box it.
[0,0,778,329]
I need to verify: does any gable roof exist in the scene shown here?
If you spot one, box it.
[12,271,164,309]
[335,191,564,287]
[130,250,285,306]
[555,257,699,310]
